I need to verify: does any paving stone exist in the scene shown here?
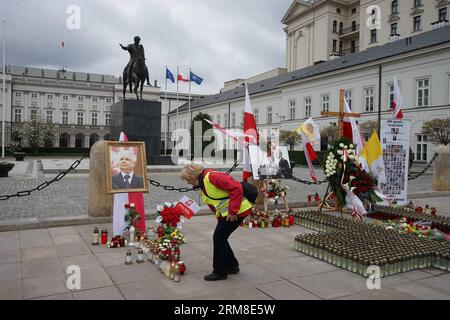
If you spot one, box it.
[96,251,128,267]
[72,267,114,291]
[20,235,53,249]
[189,285,273,300]
[186,240,213,259]
[0,239,20,251]
[21,246,57,261]
[179,254,213,273]
[73,286,124,300]
[421,267,448,276]
[55,243,91,257]
[289,274,354,300]
[288,256,339,274]
[257,279,321,300]
[237,264,281,285]
[32,293,74,300]
[51,234,84,245]
[105,263,163,285]
[416,276,450,294]
[0,249,20,264]
[190,271,252,292]
[391,281,450,300]
[337,287,417,300]
[48,226,80,236]
[21,258,64,279]
[260,258,312,279]
[22,274,69,299]
[118,278,175,300]
[0,263,21,281]
[19,229,49,237]
[155,273,216,299]
[0,231,19,240]
[0,279,22,299]
[60,254,102,270]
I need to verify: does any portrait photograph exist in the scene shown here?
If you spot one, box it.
[105,141,149,194]
[249,145,292,180]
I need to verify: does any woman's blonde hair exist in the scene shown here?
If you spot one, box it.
[179,164,204,181]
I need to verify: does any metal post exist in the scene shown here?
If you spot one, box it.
[2,20,6,159]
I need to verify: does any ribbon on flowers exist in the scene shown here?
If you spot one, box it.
[341,150,367,220]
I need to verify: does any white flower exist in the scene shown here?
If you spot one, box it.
[339,143,344,148]
[343,145,348,150]
[130,203,135,208]
[176,222,183,230]
[164,202,172,207]
[155,216,163,223]
[285,186,289,190]
[349,155,355,160]
[337,150,343,155]
[341,155,345,160]
[349,144,354,149]
[156,205,164,212]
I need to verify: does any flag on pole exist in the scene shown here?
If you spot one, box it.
[177,70,189,82]
[190,71,203,85]
[166,67,175,83]
[204,119,246,146]
[392,75,404,119]
[242,85,258,181]
[343,97,364,155]
[112,132,146,235]
[296,117,320,182]
[359,131,386,185]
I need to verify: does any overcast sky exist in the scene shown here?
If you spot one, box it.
[1,0,293,94]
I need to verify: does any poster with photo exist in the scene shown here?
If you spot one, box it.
[380,120,411,205]
[248,145,292,180]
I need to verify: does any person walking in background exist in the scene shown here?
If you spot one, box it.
[179,164,253,281]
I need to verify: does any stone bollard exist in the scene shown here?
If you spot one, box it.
[433,145,450,191]
[88,140,113,217]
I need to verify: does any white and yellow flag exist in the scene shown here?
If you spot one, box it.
[359,132,386,185]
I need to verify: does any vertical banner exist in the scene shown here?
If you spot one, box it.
[380,120,411,205]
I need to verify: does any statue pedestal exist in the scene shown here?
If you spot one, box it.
[433,145,450,191]
[88,140,113,217]
[110,99,167,164]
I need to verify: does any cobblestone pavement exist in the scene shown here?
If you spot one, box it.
[0,158,442,220]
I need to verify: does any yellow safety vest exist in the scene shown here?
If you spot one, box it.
[200,172,253,218]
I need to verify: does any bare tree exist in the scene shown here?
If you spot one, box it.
[359,120,379,140]
[280,130,301,151]
[320,124,338,146]
[422,118,450,145]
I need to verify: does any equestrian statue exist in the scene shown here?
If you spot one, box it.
[120,36,150,100]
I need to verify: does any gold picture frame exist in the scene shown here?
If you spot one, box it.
[105,141,149,194]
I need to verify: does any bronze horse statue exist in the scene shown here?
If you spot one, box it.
[122,57,150,100]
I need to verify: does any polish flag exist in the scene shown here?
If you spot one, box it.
[112,132,146,235]
[242,85,258,181]
[392,75,404,119]
[343,97,364,155]
[177,71,189,82]
[204,119,244,146]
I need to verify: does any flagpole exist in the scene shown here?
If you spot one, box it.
[188,67,191,125]
[165,65,168,155]
[1,19,6,159]
[176,66,179,126]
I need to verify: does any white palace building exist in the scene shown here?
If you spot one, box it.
[0,66,203,151]
[169,0,450,163]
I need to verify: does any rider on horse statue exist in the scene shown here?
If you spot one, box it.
[120,36,150,99]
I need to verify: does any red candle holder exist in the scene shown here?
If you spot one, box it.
[101,230,108,245]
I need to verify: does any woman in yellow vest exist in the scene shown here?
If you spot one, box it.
[180,164,253,281]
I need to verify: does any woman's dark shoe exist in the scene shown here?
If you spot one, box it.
[204,272,227,281]
[226,267,240,274]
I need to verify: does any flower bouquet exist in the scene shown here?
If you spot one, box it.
[124,203,141,230]
[324,138,383,210]
[260,180,289,206]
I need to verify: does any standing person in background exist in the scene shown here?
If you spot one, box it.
[179,164,253,281]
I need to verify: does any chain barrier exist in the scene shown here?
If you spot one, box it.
[408,153,437,181]
[147,161,240,193]
[291,175,328,185]
[0,154,87,201]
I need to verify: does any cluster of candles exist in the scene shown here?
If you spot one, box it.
[241,210,295,229]
[145,239,186,282]
[293,210,450,277]
[372,205,450,234]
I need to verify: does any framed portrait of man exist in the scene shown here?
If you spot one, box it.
[105,141,149,194]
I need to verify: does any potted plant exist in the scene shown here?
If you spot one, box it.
[10,141,26,161]
[0,162,14,177]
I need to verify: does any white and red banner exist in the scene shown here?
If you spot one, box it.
[175,196,201,220]
[343,97,364,155]
[242,85,258,181]
[392,75,404,119]
[297,117,320,182]
[112,132,146,235]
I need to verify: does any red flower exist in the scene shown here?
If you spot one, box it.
[124,204,130,209]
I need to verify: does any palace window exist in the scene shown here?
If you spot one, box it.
[416,134,428,161]
[91,113,98,126]
[416,78,429,107]
[267,106,272,124]
[31,92,38,99]
[105,113,111,126]
[333,21,337,33]
[78,96,84,102]
[321,95,330,112]
[391,23,398,36]
[14,109,22,122]
[364,87,375,112]
[414,0,422,8]
[370,29,377,43]
[439,7,447,22]
[15,92,22,98]
[289,100,296,120]
[345,90,352,109]
[77,112,84,125]
[333,40,337,52]
[30,109,38,120]
[305,97,311,118]
[391,1,398,15]
[62,111,69,124]
[413,16,422,32]
[106,98,112,103]
[388,83,395,110]
[46,110,53,124]
[62,95,69,101]
[217,114,221,126]
[92,97,98,103]
[47,93,53,100]
[231,112,236,127]
[253,109,259,124]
